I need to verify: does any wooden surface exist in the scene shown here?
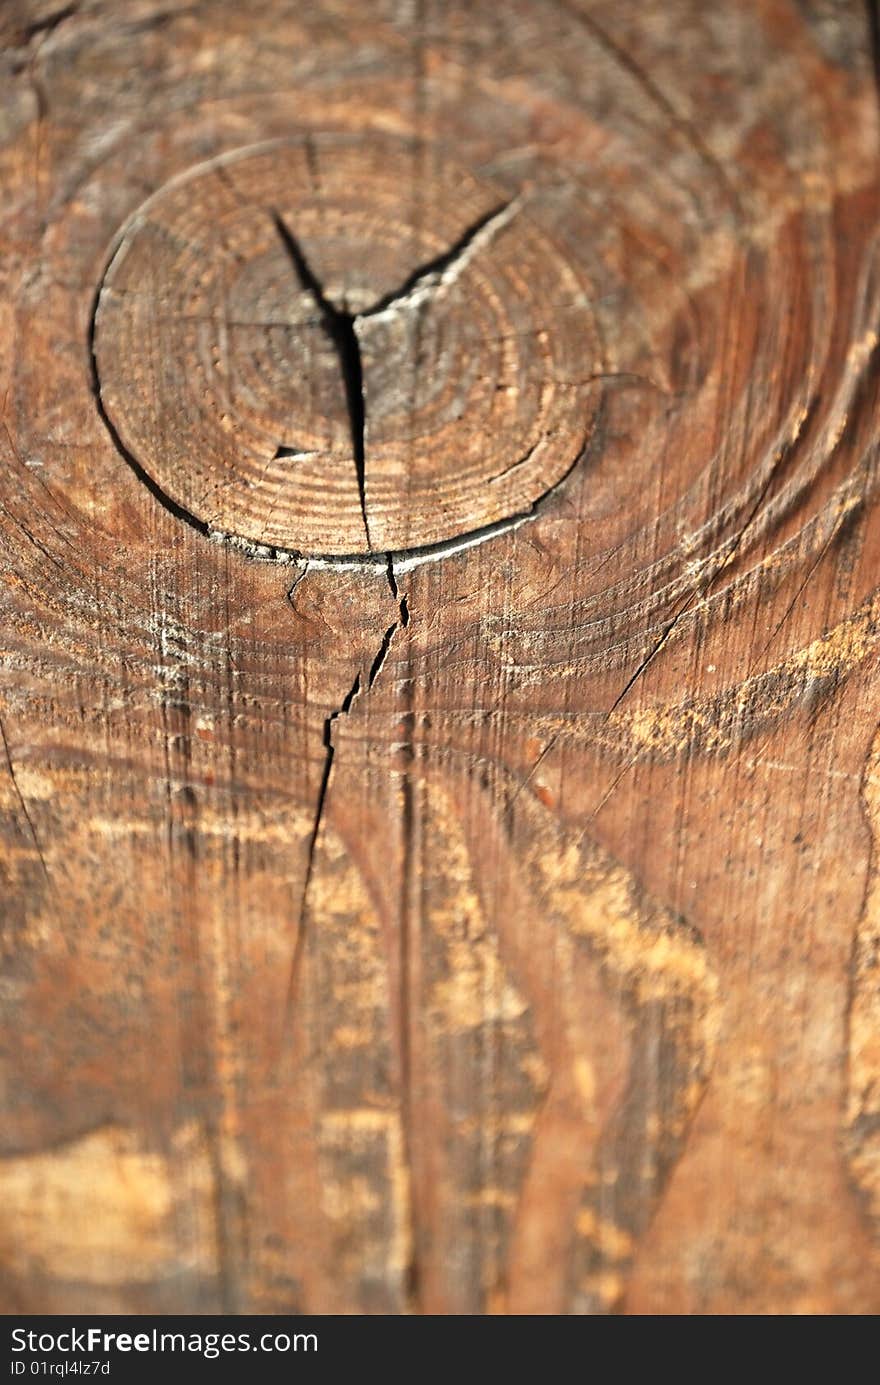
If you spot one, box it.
[1,0,880,1315]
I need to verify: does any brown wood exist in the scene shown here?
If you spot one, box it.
[1,0,880,1315]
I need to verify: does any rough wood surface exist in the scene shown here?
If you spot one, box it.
[1,0,880,1315]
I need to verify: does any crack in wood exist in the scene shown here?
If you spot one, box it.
[272,445,315,462]
[270,210,370,546]
[360,201,511,319]
[270,200,516,553]
[91,143,592,562]
[283,561,410,1032]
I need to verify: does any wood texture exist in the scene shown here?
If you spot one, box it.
[1,0,880,1315]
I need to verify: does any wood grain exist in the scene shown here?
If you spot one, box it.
[1,0,880,1314]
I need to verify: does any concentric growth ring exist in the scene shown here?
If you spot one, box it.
[92,134,601,556]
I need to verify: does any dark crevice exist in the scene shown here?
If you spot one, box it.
[283,560,409,1028]
[362,201,510,318]
[276,410,598,572]
[92,177,592,576]
[92,192,548,570]
[385,555,410,624]
[385,552,399,599]
[284,670,361,1024]
[87,277,212,539]
[287,562,310,608]
[273,444,310,460]
[368,620,400,689]
[606,593,694,716]
[271,210,369,547]
[269,201,514,552]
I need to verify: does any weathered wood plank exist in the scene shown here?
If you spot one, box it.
[1,0,880,1314]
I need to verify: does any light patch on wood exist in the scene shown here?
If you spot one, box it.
[575,1208,634,1260]
[579,1270,626,1307]
[90,805,314,844]
[305,817,411,1308]
[541,855,718,1022]
[318,1110,412,1290]
[0,1124,216,1285]
[9,767,54,801]
[426,783,531,1032]
[604,585,880,760]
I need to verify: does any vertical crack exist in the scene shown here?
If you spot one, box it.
[270,200,520,557]
[283,667,360,1024]
[284,565,409,1027]
[386,552,399,600]
[271,211,369,547]
[388,550,416,1312]
[369,622,401,689]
